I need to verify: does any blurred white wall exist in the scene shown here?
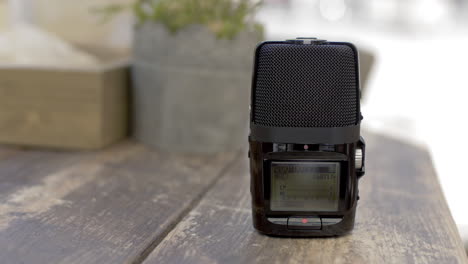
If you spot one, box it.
[0,0,9,30]
[4,0,133,50]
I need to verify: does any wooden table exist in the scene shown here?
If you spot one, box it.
[0,132,466,264]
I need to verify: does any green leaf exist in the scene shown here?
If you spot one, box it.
[96,0,264,39]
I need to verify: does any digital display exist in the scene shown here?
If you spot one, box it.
[270,162,340,212]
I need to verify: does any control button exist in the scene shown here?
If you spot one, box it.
[319,144,335,152]
[286,38,327,45]
[295,37,326,44]
[267,217,288,226]
[287,217,321,230]
[355,148,363,169]
[321,218,343,226]
[273,143,287,152]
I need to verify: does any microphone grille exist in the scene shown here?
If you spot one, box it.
[253,43,359,128]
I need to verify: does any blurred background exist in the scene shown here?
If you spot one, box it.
[0,0,467,251]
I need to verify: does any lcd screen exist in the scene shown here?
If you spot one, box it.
[270,162,340,212]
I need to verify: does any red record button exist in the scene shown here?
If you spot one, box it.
[288,217,321,230]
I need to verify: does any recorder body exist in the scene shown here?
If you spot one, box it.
[249,38,365,237]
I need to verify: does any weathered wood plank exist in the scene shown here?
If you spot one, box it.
[144,133,468,264]
[0,141,238,264]
[0,142,142,227]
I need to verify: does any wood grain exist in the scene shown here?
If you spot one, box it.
[0,141,237,264]
[144,132,468,264]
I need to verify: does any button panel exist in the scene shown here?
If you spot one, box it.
[267,216,344,230]
[287,217,321,230]
[321,218,342,226]
[267,217,288,226]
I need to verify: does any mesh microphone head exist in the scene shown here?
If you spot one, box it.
[252,42,360,128]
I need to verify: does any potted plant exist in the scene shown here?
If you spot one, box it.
[100,0,264,153]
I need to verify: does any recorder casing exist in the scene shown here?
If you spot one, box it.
[249,38,365,236]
